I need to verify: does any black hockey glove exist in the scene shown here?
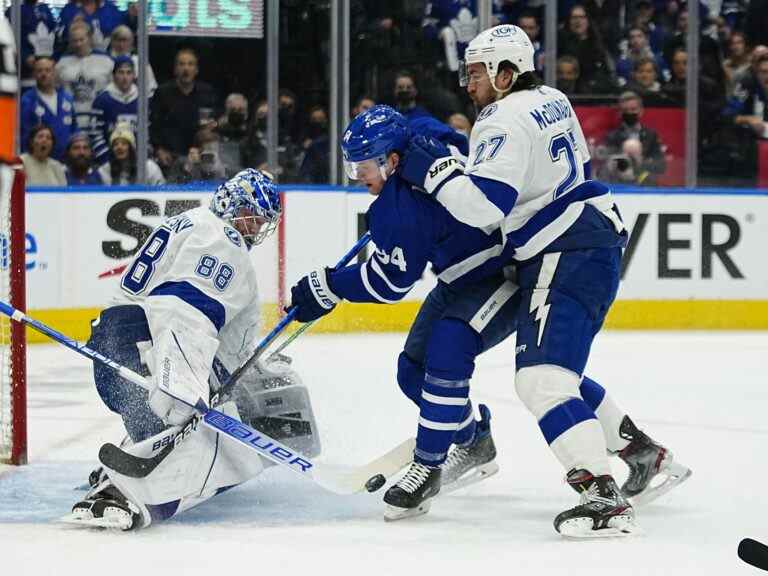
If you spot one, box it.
[289,268,340,322]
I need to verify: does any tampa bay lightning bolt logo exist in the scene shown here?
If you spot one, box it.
[224,227,242,247]
[491,25,518,37]
[477,103,498,122]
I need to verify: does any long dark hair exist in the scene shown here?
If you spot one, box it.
[110,141,137,184]
[499,62,543,93]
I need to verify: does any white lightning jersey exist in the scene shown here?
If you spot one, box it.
[113,207,261,406]
[435,85,623,261]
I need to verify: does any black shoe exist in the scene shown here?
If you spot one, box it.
[617,416,692,506]
[554,469,637,538]
[383,462,441,521]
[441,404,499,493]
[66,485,142,530]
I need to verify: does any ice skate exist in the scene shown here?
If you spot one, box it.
[62,483,142,531]
[554,469,638,538]
[617,416,692,506]
[383,462,441,521]
[440,404,499,495]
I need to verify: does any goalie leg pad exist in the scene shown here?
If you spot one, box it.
[98,401,266,527]
[87,305,165,442]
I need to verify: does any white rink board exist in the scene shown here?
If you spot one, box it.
[24,187,768,310]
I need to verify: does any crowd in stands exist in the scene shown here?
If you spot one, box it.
[9,0,768,187]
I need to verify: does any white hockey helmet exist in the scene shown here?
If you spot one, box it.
[460,24,535,93]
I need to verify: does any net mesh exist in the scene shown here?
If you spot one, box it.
[0,164,14,461]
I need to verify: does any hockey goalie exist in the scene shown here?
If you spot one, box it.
[64,169,321,530]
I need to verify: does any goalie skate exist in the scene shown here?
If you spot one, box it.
[62,484,142,531]
[440,404,498,495]
[617,416,692,507]
[554,469,639,539]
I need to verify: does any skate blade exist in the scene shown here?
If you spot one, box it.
[60,513,132,530]
[440,461,500,496]
[629,462,692,507]
[557,515,641,539]
[384,499,432,522]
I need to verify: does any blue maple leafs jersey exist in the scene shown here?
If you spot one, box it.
[329,176,506,304]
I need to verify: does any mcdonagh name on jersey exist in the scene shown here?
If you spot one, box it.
[529,98,572,131]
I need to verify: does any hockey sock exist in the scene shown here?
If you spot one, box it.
[580,376,630,453]
[415,319,481,466]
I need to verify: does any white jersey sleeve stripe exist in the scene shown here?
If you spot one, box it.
[436,175,506,228]
[370,256,414,293]
[359,261,401,304]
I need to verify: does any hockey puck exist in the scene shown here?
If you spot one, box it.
[365,474,386,493]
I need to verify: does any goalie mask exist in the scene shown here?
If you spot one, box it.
[341,104,409,181]
[459,25,535,94]
[210,168,281,248]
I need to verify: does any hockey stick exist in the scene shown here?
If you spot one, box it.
[739,538,768,571]
[0,299,412,494]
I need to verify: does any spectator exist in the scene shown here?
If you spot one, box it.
[20,56,76,162]
[724,54,768,140]
[616,27,664,86]
[745,0,768,49]
[351,95,375,118]
[298,105,330,184]
[557,5,615,94]
[662,48,687,105]
[582,0,622,58]
[150,47,218,167]
[423,0,479,73]
[216,93,250,177]
[108,25,157,97]
[5,0,56,89]
[97,123,165,185]
[661,8,720,76]
[167,124,227,183]
[629,0,665,55]
[393,70,431,120]
[626,57,663,100]
[20,124,67,186]
[56,0,127,53]
[64,132,103,185]
[723,32,752,93]
[240,99,269,173]
[91,55,137,165]
[602,91,667,186]
[447,112,471,137]
[55,20,114,134]
[517,10,544,72]
[556,55,583,96]
[278,88,301,147]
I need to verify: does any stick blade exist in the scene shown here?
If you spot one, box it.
[98,442,168,479]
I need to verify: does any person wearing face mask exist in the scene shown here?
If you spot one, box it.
[216,93,250,177]
[21,124,67,185]
[393,71,432,121]
[603,91,666,185]
[298,105,330,184]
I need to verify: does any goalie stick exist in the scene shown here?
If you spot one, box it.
[0,298,412,494]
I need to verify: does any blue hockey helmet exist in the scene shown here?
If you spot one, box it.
[341,105,409,180]
[210,168,281,248]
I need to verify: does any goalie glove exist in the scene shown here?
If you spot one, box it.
[399,135,463,196]
[289,268,340,323]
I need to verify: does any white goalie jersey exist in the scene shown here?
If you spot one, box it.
[114,206,261,406]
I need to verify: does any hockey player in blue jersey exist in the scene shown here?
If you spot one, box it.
[397,24,691,537]
[290,106,516,520]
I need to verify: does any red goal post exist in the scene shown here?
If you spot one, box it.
[1,161,27,465]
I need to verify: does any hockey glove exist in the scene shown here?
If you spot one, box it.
[399,135,463,196]
[289,268,340,322]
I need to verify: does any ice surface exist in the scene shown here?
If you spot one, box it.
[1,331,767,575]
